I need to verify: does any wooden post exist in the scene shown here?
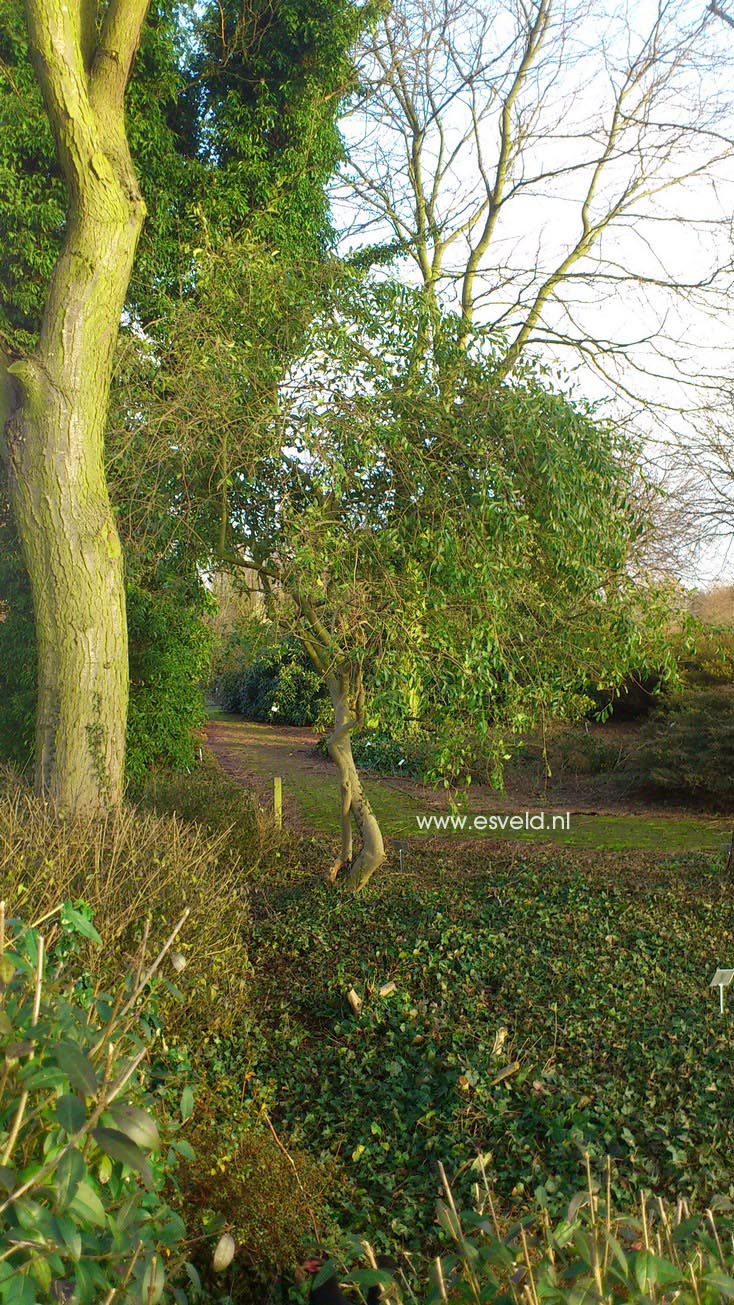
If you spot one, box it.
[273,775,282,830]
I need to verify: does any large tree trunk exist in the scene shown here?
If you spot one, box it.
[324,672,385,892]
[0,0,149,813]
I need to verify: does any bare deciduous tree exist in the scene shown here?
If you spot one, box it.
[336,0,734,394]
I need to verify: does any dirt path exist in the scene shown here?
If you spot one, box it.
[205,714,731,853]
[206,718,345,830]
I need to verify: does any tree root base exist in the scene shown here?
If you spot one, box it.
[323,851,386,893]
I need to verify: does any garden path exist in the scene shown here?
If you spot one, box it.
[205,714,730,853]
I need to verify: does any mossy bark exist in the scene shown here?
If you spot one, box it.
[0,0,149,813]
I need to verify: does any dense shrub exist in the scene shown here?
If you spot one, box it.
[508,723,627,781]
[217,634,329,727]
[0,776,253,1032]
[627,686,734,807]
[344,729,430,779]
[135,751,265,853]
[0,906,190,1303]
[211,621,267,714]
[589,671,663,720]
[345,723,625,786]
[181,1106,333,1298]
[126,582,215,782]
[676,621,734,687]
[134,752,289,892]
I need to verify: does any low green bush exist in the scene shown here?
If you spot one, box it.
[589,671,663,721]
[627,686,734,807]
[0,904,190,1303]
[508,724,626,782]
[210,623,264,716]
[180,1104,334,1299]
[135,752,265,856]
[347,730,430,779]
[676,621,734,688]
[215,630,329,727]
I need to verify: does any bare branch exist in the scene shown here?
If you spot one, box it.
[335,0,734,404]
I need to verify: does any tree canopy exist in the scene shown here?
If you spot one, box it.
[112,259,674,883]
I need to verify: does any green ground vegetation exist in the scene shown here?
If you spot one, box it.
[4,757,734,1301]
[226,847,734,1254]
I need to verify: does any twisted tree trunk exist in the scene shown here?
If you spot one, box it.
[0,0,149,813]
[324,671,385,892]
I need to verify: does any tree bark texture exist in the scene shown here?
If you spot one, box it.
[324,672,385,892]
[0,0,149,812]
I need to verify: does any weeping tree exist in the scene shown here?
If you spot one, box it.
[111,264,675,888]
[250,283,674,887]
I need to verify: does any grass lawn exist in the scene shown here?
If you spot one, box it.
[206,715,731,852]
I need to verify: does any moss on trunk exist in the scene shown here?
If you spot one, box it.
[0,0,149,812]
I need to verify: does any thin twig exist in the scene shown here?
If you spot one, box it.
[264,1111,321,1245]
[0,935,44,1167]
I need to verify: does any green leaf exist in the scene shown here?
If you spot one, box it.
[91,1127,154,1189]
[141,1257,165,1304]
[55,1093,85,1135]
[54,1148,85,1209]
[180,1085,194,1121]
[19,1065,69,1092]
[14,1197,57,1242]
[169,1138,195,1161]
[104,1102,160,1151]
[54,1041,98,1098]
[29,1255,51,1294]
[347,1268,397,1290]
[703,1270,734,1300]
[67,1178,107,1228]
[185,1262,202,1291]
[634,1250,682,1292]
[312,1260,338,1290]
[52,1214,82,1262]
[59,903,102,946]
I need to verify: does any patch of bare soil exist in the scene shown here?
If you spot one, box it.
[205,719,334,830]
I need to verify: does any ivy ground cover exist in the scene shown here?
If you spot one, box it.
[220,848,734,1257]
